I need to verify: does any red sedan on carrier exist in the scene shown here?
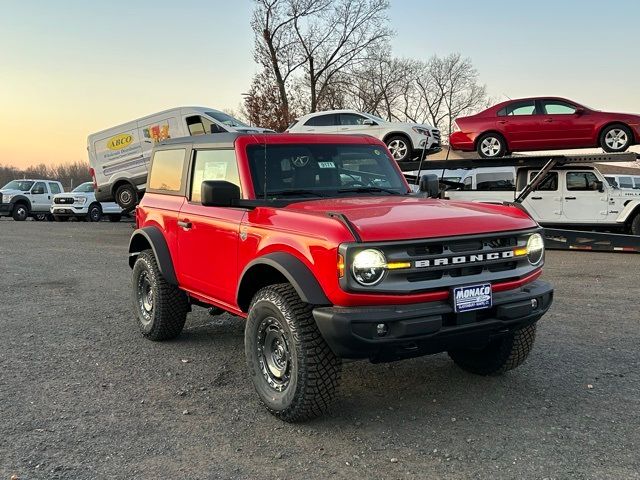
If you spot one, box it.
[450,97,640,158]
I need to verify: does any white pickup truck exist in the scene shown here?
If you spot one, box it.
[0,179,64,221]
[50,182,123,222]
[443,163,640,235]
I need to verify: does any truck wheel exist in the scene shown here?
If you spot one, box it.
[115,184,138,211]
[245,283,342,422]
[448,323,537,375]
[477,133,507,158]
[132,250,188,341]
[87,204,102,222]
[599,124,632,153]
[630,213,640,235]
[12,204,29,221]
[108,214,122,222]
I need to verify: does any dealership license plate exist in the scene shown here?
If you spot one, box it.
[452,283,492,313]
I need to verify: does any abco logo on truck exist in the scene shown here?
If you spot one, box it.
[107,133,134,150]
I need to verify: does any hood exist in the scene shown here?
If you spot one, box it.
[0,189,25,195]
[284,197,536,242]
[391,121,437,131]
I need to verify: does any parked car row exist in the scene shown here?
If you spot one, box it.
[0,180,123,222]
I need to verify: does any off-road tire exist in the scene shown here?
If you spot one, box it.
[448,323,537,375]
[599,124,632,153]
[132,250,188,341]
[245,283,342,422]
[87,203,102,222]
[108,214,122,223]
[630,213,640,236]
[115,184,138,211]
[476,132,507,158]
[12,203,29,221]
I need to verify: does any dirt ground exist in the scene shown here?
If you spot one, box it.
[0,220,638,479]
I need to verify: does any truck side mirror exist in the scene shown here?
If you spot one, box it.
[418,174,440,198]
[201,180,240,207]
[595,180,604,192]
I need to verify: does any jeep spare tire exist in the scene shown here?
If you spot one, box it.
[245,283,342,422]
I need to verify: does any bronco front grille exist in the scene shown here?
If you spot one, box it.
[339,229,541,294]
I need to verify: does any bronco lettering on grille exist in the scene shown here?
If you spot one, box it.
[415,250,515,268]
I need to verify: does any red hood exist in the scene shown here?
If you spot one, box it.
[284,197,537,242]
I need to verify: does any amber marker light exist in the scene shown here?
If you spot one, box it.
[513,248,528,257]
[337,254,345,278]
[386,261,411,270]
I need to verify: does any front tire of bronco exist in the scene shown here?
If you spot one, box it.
[244,284,342,422]
[131,250,188,341]
[448,323,537,375]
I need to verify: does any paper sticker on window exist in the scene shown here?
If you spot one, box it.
[204,161,228,180]
[318,161,335,169]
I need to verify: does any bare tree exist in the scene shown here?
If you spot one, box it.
[0,161,91,191]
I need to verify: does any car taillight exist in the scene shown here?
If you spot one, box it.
[452,121,461,133]
[89,168,97,189]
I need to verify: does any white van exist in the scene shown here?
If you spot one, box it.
[88,107,273,209]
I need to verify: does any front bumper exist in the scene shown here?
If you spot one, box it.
[449,131,475,151]
[0,203,13,216]
[51,205,88,216]
[313,279,553,362]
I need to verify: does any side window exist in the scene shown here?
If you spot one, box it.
[496,108,507,117]
[505,101,537,116]
[543,100,576,115]
[190,149,241,203]
[49,183,61,195]
[476,172,515,191]
[32,182,46,194]
[339,113,367,125]
[618,176,634,188]
[186,116,225,136]
[304,114,336,127]
[148,149,186,193]
[529,171,558,191]
[566,172,600,191]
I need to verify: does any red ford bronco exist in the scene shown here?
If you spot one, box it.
[128,133,553,421]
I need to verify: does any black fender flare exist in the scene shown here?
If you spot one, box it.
[10,195,32,212]
[128,226,178,285]
[237,252,331,309]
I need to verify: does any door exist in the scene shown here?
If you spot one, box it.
[498,100,541,149]
[177,149,246,307]
[30,182,50,212]
[562,171,607,221]
[521,171,563,222]
[537,99,594,148]
[299,113,338,133]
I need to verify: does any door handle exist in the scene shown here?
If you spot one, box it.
[531,196,542,200]
[497,120,507,125]
[565,197,577,200]
[178,220,192,229]
[543,118,553,123]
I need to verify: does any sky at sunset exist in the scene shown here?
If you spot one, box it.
[2,0,640,168]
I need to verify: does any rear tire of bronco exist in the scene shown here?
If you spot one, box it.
[132,250,188,341]
[448,323,537,375]
[244,283,342,422]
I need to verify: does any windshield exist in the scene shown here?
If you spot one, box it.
[205,111,249,128]
[72,183,94,193]
[3,180,34,191]
[247,144,407,199]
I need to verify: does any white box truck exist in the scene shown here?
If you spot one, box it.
[88,107,273,210]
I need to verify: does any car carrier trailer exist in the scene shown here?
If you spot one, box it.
[403,152,640,253]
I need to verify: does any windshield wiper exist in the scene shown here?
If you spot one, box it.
[337,186,403,195]
[265,189,326,198]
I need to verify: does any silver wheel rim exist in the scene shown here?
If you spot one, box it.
[16,207,27,219]
[605,129,628,150]
[388,139,408,160]
[257,316,291,392]
[480,137,502,157]
[90,208,100,221]
[137,271,154,326]
[119,190,132,205]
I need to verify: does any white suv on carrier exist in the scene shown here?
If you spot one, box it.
[287,110,441,162]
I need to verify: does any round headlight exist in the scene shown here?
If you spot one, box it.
[526,233,544,265]
[352,249,386,286]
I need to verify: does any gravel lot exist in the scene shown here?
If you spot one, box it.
[1,220,639,480]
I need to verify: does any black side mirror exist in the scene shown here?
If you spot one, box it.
[201,180,240,207]
[595,180,604,193]
[418,174,440,198]
[575,107,585,115]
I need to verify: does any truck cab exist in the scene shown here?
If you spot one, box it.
[127,133,553,422]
